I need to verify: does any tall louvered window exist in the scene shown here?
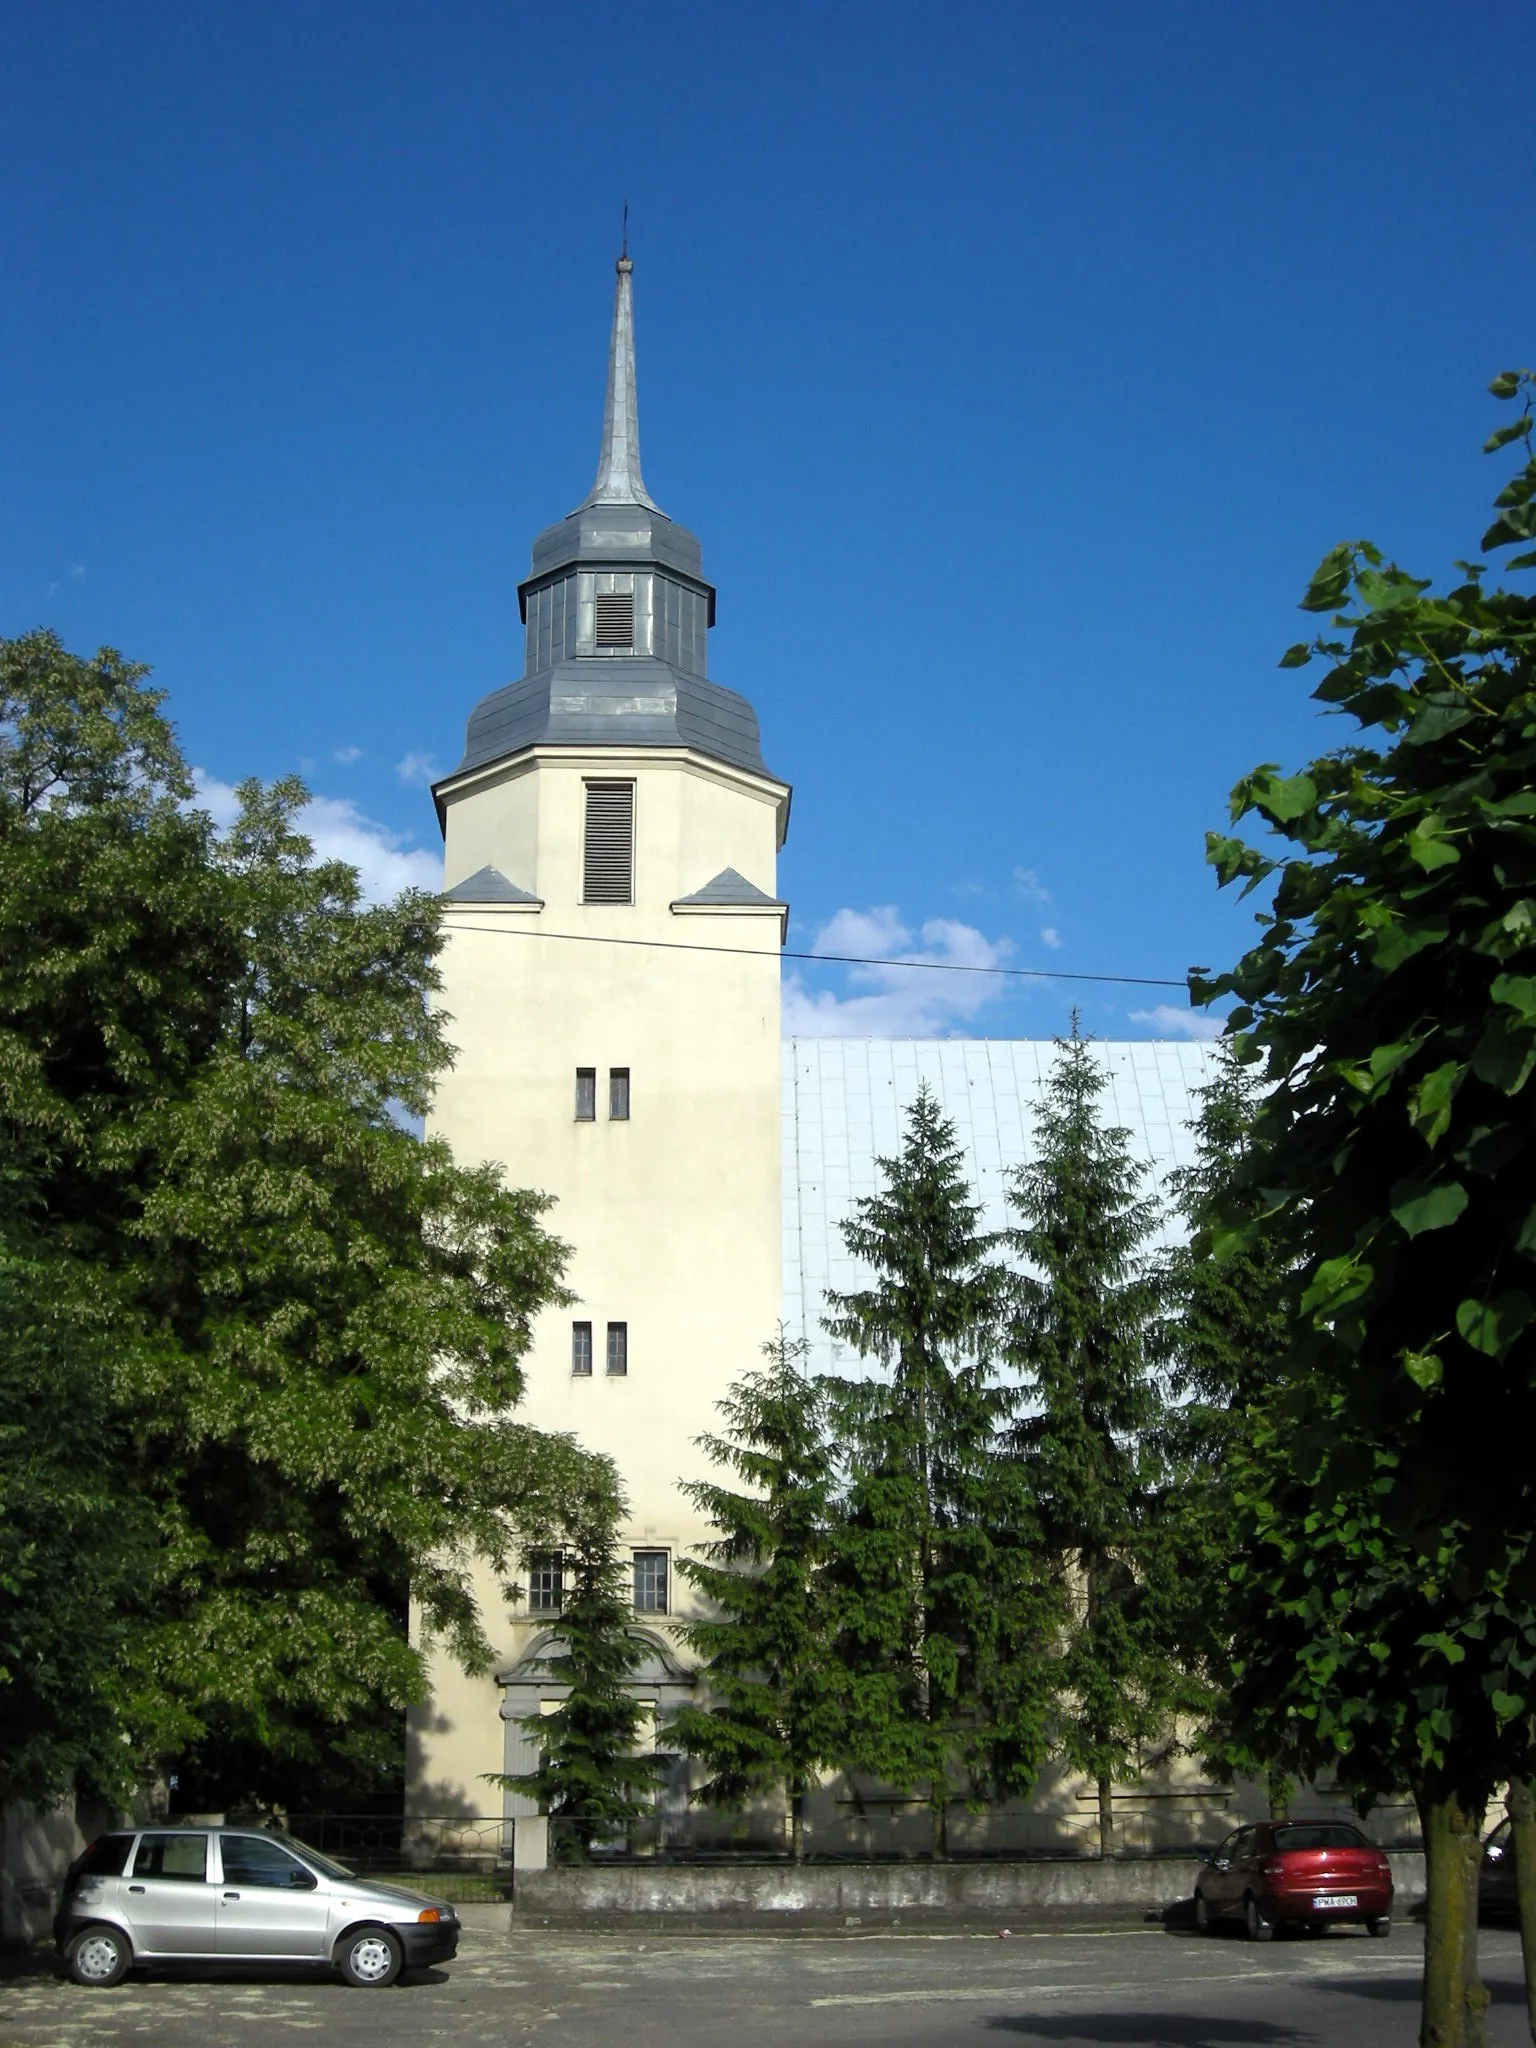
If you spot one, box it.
[582,781,634,904]
[594,591,634,649]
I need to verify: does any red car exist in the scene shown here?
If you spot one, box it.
[1194,1821,1394,1940]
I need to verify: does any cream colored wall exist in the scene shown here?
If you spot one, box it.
[409,744,786,1814]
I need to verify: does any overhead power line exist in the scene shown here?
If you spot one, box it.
[443,918,1193,992]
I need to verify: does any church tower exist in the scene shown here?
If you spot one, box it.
[415,255,790,1810]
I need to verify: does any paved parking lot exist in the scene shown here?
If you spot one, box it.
[0,1923,1528,2047]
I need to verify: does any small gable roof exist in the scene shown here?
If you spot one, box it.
[442,864,541,905]
[671,866,783,908]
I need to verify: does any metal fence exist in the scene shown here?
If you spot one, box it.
[279,1814,514,1893]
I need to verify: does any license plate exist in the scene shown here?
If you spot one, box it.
[1312,1893,1358,1909]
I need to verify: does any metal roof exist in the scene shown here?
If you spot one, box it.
[444,254,779,795]
[441,864,541,905]
[578,254,661,515]
[454,660,773,781]
[782,1037,1222,1375]
[671,866,783,907]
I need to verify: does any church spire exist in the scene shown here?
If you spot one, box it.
[582,250,662,514]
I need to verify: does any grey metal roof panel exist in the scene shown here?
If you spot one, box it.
[782,1037,1221,1376]
[442,864,540,905]
[454,658,775,781]
[672,867,782,907]
[528,504,706,583]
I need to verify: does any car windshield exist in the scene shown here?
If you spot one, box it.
[262,1835,355,1880]
[1273,1824,1369,1852]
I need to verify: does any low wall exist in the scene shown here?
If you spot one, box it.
[511,1853,1427,1929]
[2,1802,86,1945]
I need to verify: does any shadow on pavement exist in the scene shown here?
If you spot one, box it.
[984,2017,1313,2044]
[1323,1974,1524,2006]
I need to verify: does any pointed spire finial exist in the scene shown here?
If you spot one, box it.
[581,233,662,514]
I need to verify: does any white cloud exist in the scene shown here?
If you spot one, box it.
[46,562,86,598]
[1128,1003,1225,1041]
[1040,926,1063,951]
[333,745,362,765]
[1012,866,1051,905]
[784,906,1015,1038]
[396,751,440,787]
[191,770,441,904]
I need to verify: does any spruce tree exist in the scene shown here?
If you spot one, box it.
[1006,1021,1171,1859]
[489,1487,662,1858]
[670,1330,838,1860]
[822,1085,1053,1857]
[1156,1042,1292,1813]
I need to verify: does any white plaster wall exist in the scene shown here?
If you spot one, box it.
[410,745,786,1813]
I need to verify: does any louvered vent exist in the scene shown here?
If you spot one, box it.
[583,781,635,903]
[594,591,634,649]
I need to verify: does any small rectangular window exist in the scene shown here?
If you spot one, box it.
[633,1549,669,1614]
[571,1322,593,1377]
[527,1550,564,1614]
[609,1068,630,1120]
[594,590,634,649]
[583,782,634,904]
[606,1322,627,1377]
[575,1068,596,1120]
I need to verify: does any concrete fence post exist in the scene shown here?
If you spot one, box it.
[513,1815,548,1873]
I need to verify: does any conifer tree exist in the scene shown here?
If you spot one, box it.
[1156,1043,1292,1813]
[670,1331,838,1861]
[822,1085,1054,1857]
[489,1486,662,1858]
[1006,1021,1172,1858]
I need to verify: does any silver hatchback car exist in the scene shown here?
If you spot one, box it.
[54,1826,460,1988]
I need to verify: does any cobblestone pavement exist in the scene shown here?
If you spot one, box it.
[0,1924,1528,2047]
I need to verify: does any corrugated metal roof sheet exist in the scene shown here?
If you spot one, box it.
[782,1037,1221,1375]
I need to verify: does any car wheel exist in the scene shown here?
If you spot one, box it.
[337,1926,403,1988]
[66,1924,132,1988]
[1193,1891,1212,1934]
[1244,1894,1274,1943]
[1367,1914,1392,1939]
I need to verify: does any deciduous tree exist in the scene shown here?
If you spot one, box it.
[0,629,596,1806]
[1196,372,1536,2047]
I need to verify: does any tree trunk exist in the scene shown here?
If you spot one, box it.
[931,1784,948,1861]
[1097,1774,1114,1860]
[1267,1767,1292,1822]
[1418,1776,1490,2048]
[789,1784,804,1865]
[1508,1777,1536,2046]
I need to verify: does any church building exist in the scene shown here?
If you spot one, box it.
[410,255,1232,1854]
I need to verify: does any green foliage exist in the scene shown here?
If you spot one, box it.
[822,1087,1055,1843]
[1197,374,1536,2041]
[488,1490,662,1850]
[0,629,597,1805]
[670,1331,839,1855]
[1154,1045,1291,1766]
[1006,1022,1182,1850]
[0,1237,154,1807]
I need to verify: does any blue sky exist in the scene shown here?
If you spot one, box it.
[6,1,1533,1041]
